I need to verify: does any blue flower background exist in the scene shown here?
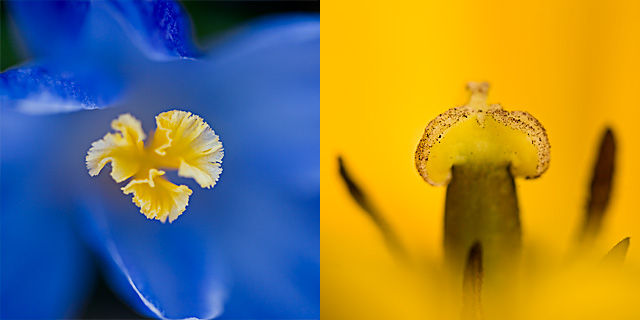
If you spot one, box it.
[0,1,319,319]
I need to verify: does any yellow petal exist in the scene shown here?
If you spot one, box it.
[86,114,146,183]
[152,110,224,188]
[121,169,192,223]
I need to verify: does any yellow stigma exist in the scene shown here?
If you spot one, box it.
[86,110,224,223]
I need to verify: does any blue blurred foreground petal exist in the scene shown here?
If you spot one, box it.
[0,65,121,114]
[205,15,320,197]
[6,0,90,59]
[77,180,227,320]
[201,16,320,318]
[0,111,94,319]
[105,0,200,61]
[207,179,319,319]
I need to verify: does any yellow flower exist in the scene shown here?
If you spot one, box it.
[86,110,223,222]
[322,0,640,318]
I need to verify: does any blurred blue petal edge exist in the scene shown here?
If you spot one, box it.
[0,65,122,114]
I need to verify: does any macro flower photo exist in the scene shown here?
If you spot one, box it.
[1,1,318,319]
[323,0,640,319]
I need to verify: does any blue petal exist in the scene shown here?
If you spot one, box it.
[205,14,320,198]
[76,174,227,320]
[74,15,319,319]
[0,64,121,114]
[201,15,320,318]
[104,0,200,61]
[0,110,95,318]
[201,176,319,319]
[6,0,90,59]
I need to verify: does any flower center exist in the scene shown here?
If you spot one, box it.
[86,110,224,222]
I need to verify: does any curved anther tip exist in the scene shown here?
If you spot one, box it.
[414,83,550,186]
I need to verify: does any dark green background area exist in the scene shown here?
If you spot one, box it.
[1,1,19,71]
[185,1,319,39]
[0,1,318,318]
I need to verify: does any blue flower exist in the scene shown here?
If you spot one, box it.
[0,1,318,319]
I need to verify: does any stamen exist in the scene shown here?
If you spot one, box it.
[338,156,407,259]
[601,237,630,267]
[86,110,223,222]
[462,242,484,320]
[581,128,616,242]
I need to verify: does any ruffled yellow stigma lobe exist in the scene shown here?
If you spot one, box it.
[415,82,550,186]
[86,111,224,222]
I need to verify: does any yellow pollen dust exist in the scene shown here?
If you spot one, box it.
[86,110,224,223]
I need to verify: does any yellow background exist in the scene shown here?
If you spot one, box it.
[322,0,640,318]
